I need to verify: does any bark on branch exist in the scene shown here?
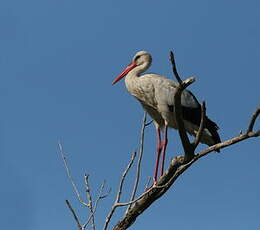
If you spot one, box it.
[170,50,199,161]
[111,51,260,230]
[173,76,196,161]
[112,107,259,230]
[62,51,259,230]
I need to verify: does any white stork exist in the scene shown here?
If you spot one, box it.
[112,51,221,183]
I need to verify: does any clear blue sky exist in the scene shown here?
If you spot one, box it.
[1,0,259,229]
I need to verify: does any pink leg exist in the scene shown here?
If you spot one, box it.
[153,126,162,183]
[160,126,168,177]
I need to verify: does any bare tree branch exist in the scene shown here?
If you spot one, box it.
[83,180,110,229]
[110,52,260,229]
[170,49,198,161]
[169,51,182,84]
[144,177,152,191]
[116,152,136,204]
[103,152,136,230]
[170,51,210,160]
[65,200,82,230]
[126,112,147,213]
[145,119,153,127]
[173,77,196,161]
[247,107,260,133]
[60,143,111,230]
[84,174,96,230]
[62,51,259,230]
[59,142,89,207]
[111,106,259,230]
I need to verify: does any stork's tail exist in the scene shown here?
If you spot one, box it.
[205,117,221,152]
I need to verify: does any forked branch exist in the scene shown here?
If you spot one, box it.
[62,51,259,230]
[111,51,260,230]
[103,152,136,230]
[170,50,197,161]
[112,106,259,230]
[59,143,110,230]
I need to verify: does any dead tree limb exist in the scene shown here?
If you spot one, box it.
[84,174,96,230]
[173,76,196,160]
[111,51,260,230]
[103,152,136,230]
[247,107,260,133]
[127,112,147,213]
[83,180,110,229]
[59,142,89,207]
[112,106,259,230]
[170,50,200,161]
[65,199,82,230]
[59,143,110,230]
[62,51,259,230]
[170,50,182,84]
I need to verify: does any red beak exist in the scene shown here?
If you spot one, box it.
[112,62,137,85]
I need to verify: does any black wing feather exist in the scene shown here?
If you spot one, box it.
[168,89,221,146]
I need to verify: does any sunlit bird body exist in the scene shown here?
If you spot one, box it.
[112,51,221,183]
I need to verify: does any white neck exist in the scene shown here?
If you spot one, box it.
[124,62,151,95]
[126,61,151,79]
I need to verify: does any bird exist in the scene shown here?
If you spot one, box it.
[112,51,221,183]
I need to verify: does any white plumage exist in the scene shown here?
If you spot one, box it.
[112,51,220,182]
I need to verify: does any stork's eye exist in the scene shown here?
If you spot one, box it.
[134,55,141,61]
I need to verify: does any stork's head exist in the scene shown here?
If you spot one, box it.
[132,51,152,67]
[112,51,152,85]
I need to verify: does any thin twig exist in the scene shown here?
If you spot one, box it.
[166,130,260,189]
[84,174,96,230]
[110,53,260,230]
[126,112,147,214]
[103,152,137,230]
[59,142,89,207]
[145,119,153,127]
[247,107,260,133]
[65,200,82,230]
[116,152,136,203]
[112,103,260,230]
[60,143,111,230]
[144,177,152,191]
[192,101,206,149]
[110,187,154,208]
[112,130,260,230]
[83,180,110,229]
